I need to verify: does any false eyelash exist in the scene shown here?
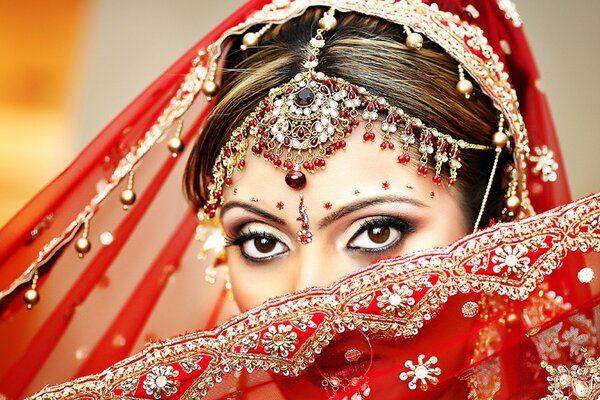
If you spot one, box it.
[224,228,275,247]
[347,215,416,254]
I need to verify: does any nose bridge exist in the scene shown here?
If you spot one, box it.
[294,243,342,291]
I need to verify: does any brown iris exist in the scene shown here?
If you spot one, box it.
[254,237,277,253]
[367,226,390,244]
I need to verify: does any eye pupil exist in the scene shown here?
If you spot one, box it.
[368,226,390,244]
[254,237,276,253]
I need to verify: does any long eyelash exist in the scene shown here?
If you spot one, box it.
[348,216,416,253]
[224,228,278,248]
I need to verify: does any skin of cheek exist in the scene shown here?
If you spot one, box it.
[221,126,470,311]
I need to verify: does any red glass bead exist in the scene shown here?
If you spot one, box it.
[238,159,246,169]
[397,154,411,164]
[380,142,387,150]
[432,175,442,185]
[285,170,307,190]
[224,178,233,186]
[448,178,457,186]
[418,166,429,175]
[284,161,293,170]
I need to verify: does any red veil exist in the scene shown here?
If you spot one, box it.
[0,1,597,399]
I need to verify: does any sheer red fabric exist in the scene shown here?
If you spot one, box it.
[0,0,596,399]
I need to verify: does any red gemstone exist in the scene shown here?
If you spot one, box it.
[224,178,233,186]
[380,142,387,150]
[397,154,411,164]
[285,170,306,189]
[448,178,457,186]
[432,175,442,185]
[283,161,294,170]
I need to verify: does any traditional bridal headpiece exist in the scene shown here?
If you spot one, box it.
[201,7,501,224]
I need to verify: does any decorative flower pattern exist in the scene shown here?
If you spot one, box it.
[142,365,179,399]
[491,244,530,276]
[399,354,442,391]
[262,324,298,357]
[541,349,600,400]
[376,284,415,318]
[559,327,590,362]
[530,145,559,182]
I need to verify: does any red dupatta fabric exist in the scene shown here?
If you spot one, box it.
[0,0,596,399]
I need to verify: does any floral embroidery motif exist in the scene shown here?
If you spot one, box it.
[399,354,442,391]
[142,365,180,399]
[262,324,298,357]
[376,284,415,318]
[120,377,139,395]
[180,359,201,374]
[491,244,530,276]
[559,327,590,362]
[541,349,600,399]
[530,146,559,182]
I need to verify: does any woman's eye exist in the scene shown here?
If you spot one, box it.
[240,236,289,260]
[347,218,408,252]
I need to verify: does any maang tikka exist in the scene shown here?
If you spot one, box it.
[201,8,493,219]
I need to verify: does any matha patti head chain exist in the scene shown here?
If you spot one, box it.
[201,8,509,229]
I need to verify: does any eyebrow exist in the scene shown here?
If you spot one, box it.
[317,195,428,229]
[220,195,427,230]
[220,201,286,226]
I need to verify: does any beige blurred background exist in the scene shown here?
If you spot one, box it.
[0,0,598,227]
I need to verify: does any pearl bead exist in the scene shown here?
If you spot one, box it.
[506,195,521,212]
[75,237,91,256]
[456,79,474,98]
[202,80,219,97]
[406,32,424,50]
[167,137,184,156]
[492,131,509,148]
[242,32,259,48]
[24,288,40,309]
[319,15,337,31]
[120,189,136,206]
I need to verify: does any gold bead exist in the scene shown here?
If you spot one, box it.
[242,32,259,48]
[492,131,509,148]
[120,189,136,206]
[24,288,40,309]
[406,32,424,50]
[318,14,338,31]
[506,195,521,212]
[202,80,219,97]
[167,137,184,157]
[75,237,91,256]
[456,79,474,99]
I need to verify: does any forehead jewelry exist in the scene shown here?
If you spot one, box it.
[201,9,494,219]
[296,194,312,245]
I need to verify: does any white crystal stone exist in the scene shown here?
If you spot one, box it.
[414,365,428,379]
[99,232,114,245]
[504,254,518,267]
[578,267,595,283]
[389,293,402,306]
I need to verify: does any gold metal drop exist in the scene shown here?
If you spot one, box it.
[202,80,218,98]
[120,171,136,210]
[167,119,185,157]
[404,26,424,50]
[24,271,40,310]
[75,219,91,258]
[457,64,474,99]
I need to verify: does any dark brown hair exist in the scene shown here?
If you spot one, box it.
[184,8,508,227]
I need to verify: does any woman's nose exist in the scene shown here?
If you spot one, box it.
[293,245,346,291]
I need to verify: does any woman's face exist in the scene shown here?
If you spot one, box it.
[220,125,470,311]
